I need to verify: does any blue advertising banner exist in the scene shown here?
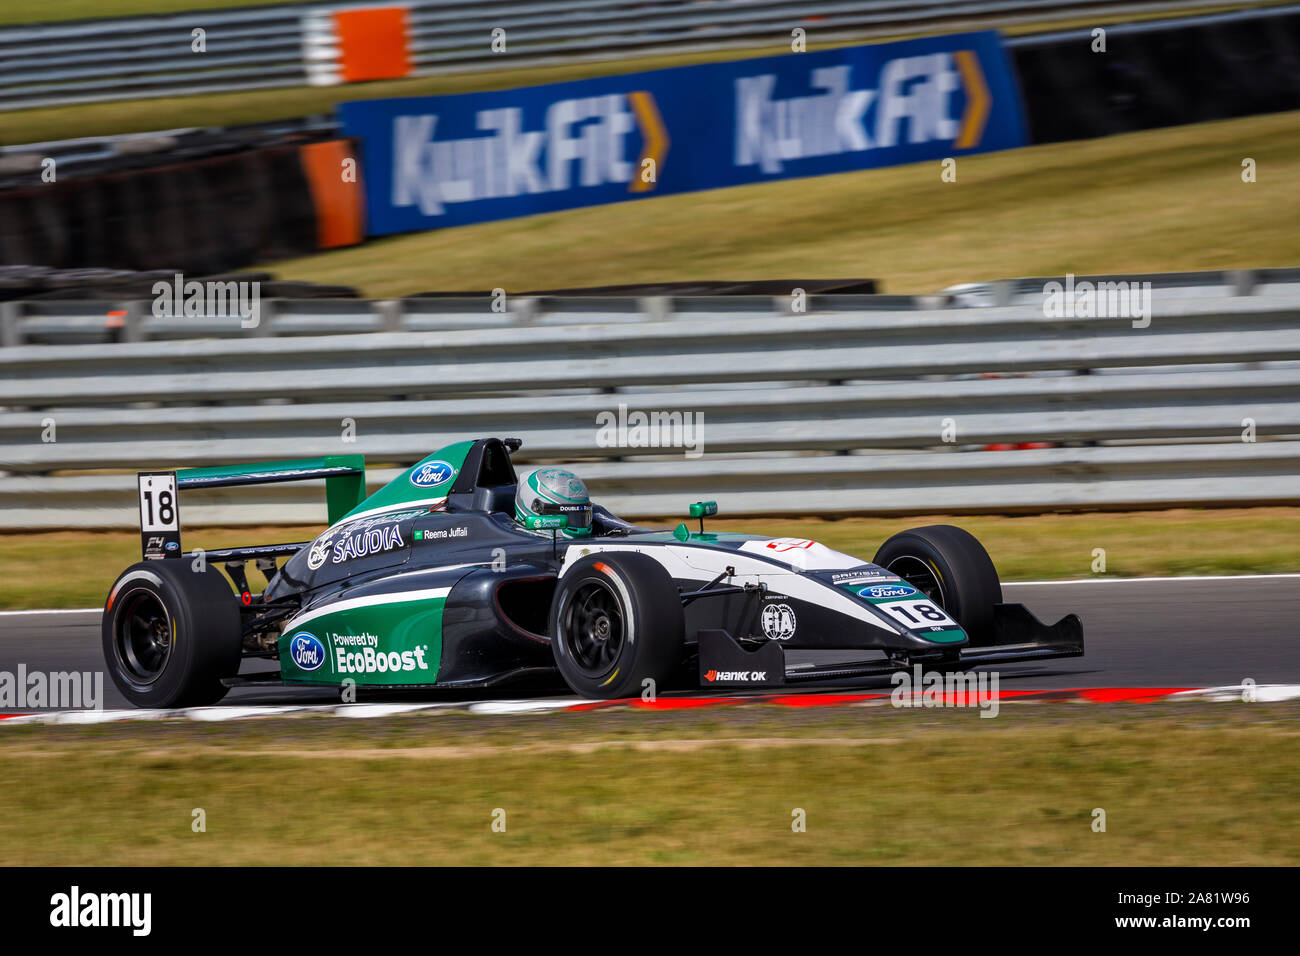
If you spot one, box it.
[339,32,1026,235]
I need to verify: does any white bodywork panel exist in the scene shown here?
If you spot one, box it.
[560,541,900,634]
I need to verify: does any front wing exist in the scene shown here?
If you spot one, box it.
[699,603,1084,688]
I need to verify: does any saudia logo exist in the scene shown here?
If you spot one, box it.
[862,584,916,599]
[289,632,326,672]
[333,525,404,563]
[306,535,332,570]
[409,461,455,488]
[307,521,406,568]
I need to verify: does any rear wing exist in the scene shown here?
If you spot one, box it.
[137,455,367,561]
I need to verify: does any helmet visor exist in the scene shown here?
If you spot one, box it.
[530,498,593,531]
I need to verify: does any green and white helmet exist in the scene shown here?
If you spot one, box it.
[515,467,593,538]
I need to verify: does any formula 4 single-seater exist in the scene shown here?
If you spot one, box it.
[104,437,1083,706]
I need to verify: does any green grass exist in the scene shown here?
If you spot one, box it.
[1,703,1296,865]
[2,507,1298,610]
[0,0,292,26]
[4,0,1269,27]
[259,110,1300,296]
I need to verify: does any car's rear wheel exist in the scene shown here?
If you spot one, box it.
[103,561,241,707]
[872,525,1002,646]
[549,552,684,699]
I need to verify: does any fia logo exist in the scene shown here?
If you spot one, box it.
[761,603,797,640]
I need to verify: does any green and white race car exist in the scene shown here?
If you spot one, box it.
[104,436,1082,706]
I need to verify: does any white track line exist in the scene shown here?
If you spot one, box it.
[184,705,316,722]
[1171,684,1300,703]
[470,698,586,715]
[0,608,101,616]
[1006,573,1300,586]
[334,703,453,719]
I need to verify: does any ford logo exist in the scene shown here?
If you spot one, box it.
[409,461,455,488]
[861,584,916,599]
[289,632,327,672]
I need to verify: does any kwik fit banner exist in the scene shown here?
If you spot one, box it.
[340,31,1026,235]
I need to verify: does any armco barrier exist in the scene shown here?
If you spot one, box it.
[0,293,1297,527]
[3,267,1297,346]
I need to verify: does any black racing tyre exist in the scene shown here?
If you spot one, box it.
[102,561,241,708]
[549,552,685,699]
[872,525,1003,646]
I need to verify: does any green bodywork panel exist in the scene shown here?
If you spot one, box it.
[902,627,964,643]
[337,440,475,525]
[674,522,715,541]
[280,592,447,685]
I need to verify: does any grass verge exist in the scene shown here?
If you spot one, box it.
[0,702,1296,865]
[2,507,1298,610]
[0,0,288,26]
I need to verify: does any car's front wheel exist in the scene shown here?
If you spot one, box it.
[872,525,1003,646]
[103,561,241,708]
[549,552,684,699]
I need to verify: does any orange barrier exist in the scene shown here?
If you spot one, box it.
[334,7,412,83]
[299,140,366,249]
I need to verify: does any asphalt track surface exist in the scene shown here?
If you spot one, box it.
[1,577,1296,712]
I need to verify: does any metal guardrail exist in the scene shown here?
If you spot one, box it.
[940,267,1300,307]
[0,0,1247,111]
[4,268,1298,346]
[0,293,1297,526]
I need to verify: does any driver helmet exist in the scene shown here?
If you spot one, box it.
[515,467,593,538]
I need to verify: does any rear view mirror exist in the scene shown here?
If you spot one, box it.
[689,500,717,534]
